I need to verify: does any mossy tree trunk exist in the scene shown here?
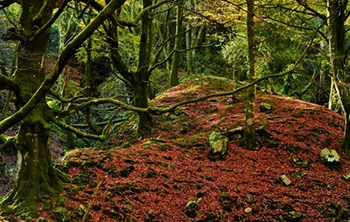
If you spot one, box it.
[1,0,62,212]
[134,0,154,133]
[327,0,350,158]
[243,0,257,150]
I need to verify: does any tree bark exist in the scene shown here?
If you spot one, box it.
[135,0,153,132]
[243,0,257,150]
[327,0,350,158]
[169,0,184,87]
[186,22,194,75]
[1,0,62,213]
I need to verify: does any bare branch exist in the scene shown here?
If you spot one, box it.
[295,0,327,21]
[150,44,214,72]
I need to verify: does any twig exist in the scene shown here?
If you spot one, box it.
[82,176,108,222]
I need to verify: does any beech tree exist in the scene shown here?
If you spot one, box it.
[0,0,127,213]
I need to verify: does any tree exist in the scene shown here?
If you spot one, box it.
[243,0,257,149]
[327,0,350,157]
[169,0,184,86]
[0,0,127,214]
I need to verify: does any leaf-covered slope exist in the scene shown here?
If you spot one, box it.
[59,77,349,221]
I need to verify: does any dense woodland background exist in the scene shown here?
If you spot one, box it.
[0,0,349,221]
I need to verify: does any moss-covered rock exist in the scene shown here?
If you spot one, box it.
[209,131,229,155]
[52,207,70,222]
[320,149,340,165]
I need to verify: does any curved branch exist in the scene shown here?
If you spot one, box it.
[0,0,127,134]
[50,117,106,140]
[0,73,18,92]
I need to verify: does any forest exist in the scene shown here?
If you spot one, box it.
[0,0,349,221]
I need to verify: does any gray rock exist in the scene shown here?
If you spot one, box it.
[320,149,340,164]
[209,131,229,155]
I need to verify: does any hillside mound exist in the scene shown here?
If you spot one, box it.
[43,77,350,221]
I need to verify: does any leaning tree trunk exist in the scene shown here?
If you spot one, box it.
[1,0,62,213]
[243,0,257,150]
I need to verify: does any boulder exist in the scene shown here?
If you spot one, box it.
[320,149,340,165]
[209,131,229,155]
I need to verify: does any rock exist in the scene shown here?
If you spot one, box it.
[320,149,340,165]
[185,198,201,218]
[52,207,70,222]
[244,207,252,214]
[342,172,350,181]
[260,102,273,113]
[209,131,229,155]
[280,175,292,186]
[284,211,304,222]
[292,157,309,167]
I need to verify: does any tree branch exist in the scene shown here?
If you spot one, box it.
[0,0,127,134]
[50,117,107,140]
[117,0,169,27]
[0,73,18,92]
[30,0,70,42]
[295,0,327,21]
[150,44,214,72]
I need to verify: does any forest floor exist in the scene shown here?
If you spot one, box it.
[3,76,350,221]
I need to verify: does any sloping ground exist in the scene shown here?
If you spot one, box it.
[48,77,349,221]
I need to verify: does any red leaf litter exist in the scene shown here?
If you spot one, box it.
[51,77,350,221]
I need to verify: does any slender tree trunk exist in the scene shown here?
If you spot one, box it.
[163,9,172,74]
[186,22,194,75]
[169,0,184,86]
[243,0,257,150]
[1,0,62,213]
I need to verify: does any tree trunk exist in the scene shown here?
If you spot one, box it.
[135,0,153,132]
[133,77,152,132]
[1,0,62,213]
[169,0,184,87]
[243,0,257,150]
[186,22,194,75]
[327,0,350,158]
